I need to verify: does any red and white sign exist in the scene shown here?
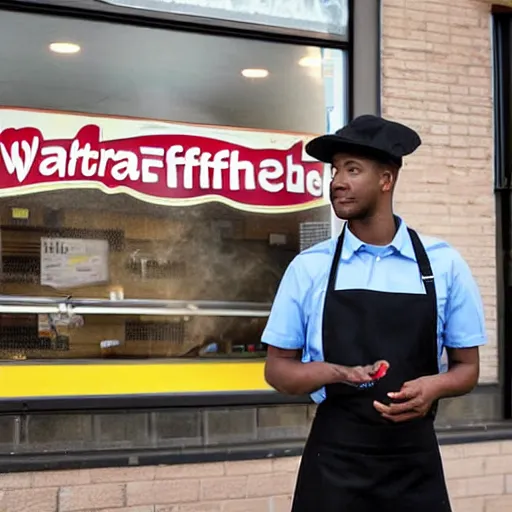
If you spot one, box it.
[0,108,328,213]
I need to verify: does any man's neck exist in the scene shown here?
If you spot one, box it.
[346,214,398,246]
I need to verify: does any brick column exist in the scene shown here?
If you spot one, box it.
[381,0,497,383]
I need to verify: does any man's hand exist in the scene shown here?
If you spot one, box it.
[340,360,390,386]
[373,375,440,422]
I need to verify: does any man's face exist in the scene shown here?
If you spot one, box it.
[330,153,394,220]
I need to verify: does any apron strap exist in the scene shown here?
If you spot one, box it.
[407,227,440,418]
[326,224,346,292]
[407,228,438,361]
[407,228,436,301]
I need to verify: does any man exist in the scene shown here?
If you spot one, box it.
[262,115,486,512]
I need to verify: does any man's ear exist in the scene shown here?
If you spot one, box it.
[380,165,399,193]
[380,169,394,192]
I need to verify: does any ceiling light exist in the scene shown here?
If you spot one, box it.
[49,42,81,55]
[299,56,322,68]
[241,68,269,78]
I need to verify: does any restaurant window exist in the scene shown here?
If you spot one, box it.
[0,8,347,366]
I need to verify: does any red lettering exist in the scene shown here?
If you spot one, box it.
[0,118,326,212]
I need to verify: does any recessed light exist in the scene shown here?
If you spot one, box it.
[49,42,81,55]
[241,68,269,78]
[299,56,322,68]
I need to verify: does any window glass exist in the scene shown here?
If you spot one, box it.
[0,10,347,361]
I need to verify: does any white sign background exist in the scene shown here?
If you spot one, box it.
[41,237,109,289]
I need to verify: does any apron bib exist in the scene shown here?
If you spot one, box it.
[291,224,451,512]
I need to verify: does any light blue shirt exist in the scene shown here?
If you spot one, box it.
[262,217,487,403]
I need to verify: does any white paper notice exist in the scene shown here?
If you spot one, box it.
[41,237,109,288]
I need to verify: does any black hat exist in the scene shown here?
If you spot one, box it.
[305,115,421,168]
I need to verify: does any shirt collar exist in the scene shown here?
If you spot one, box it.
[340,216,417,262]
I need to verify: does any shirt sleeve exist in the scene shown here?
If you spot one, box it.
[261,258,306,350]
[443,250,487,349]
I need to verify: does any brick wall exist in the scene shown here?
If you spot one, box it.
[381,0,497,383]
[0,440,510,511]
[444,441,512,512]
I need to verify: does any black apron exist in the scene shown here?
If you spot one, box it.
[291,224,451,512]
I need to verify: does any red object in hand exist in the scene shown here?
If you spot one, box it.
[372,362,389,380]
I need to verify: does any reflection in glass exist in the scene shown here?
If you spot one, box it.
[102,0,350,38]
[0,312,269,360]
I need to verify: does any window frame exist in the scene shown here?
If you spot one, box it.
[0,0,381,412]
[492,10,512,421]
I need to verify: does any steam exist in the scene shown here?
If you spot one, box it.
[127,204,292,356]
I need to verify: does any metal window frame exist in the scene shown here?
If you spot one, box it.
[492,9,512,420]
[1,0,351,46]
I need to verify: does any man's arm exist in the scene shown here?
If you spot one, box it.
[430,346,479,399]
[265,346,382,395]
[431,250,486,398]
[263,258,384,396]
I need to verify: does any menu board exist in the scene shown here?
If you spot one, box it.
[41,237,109,289]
